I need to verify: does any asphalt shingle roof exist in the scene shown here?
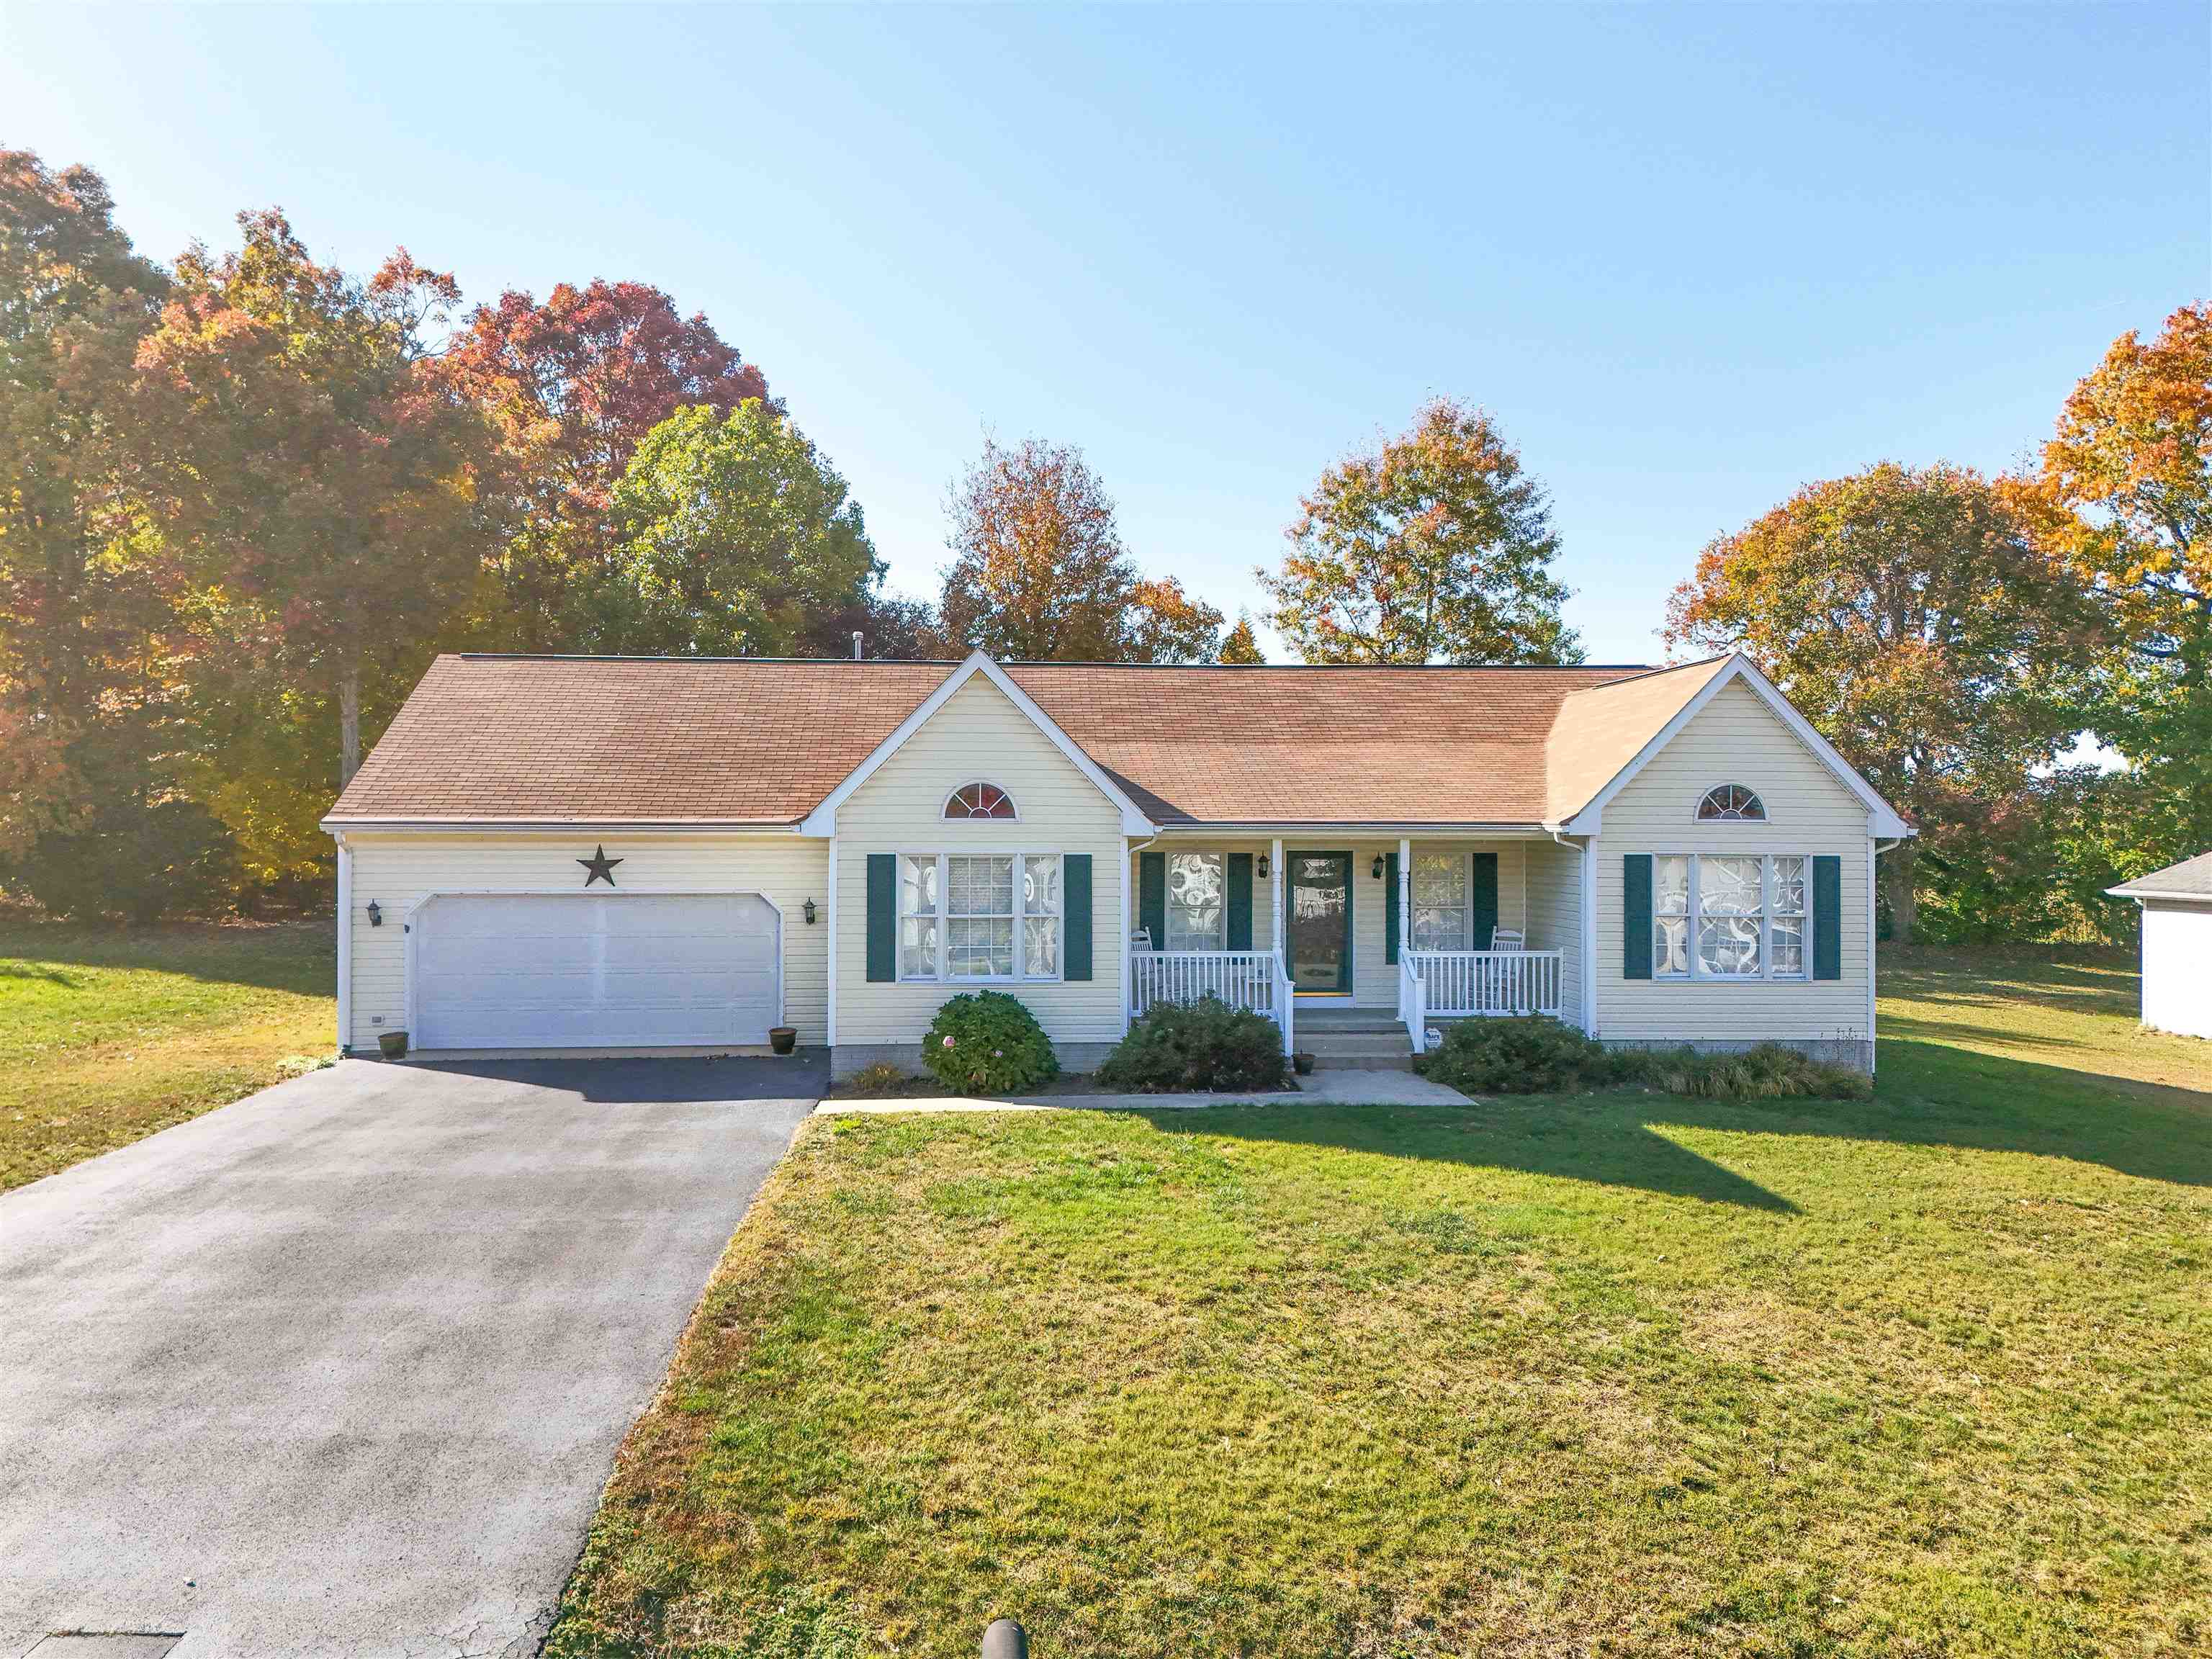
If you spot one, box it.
[325,653,1732,830]
[2109,850,2212,899]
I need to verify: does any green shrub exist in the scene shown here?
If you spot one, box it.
[9,799,236,925]
[1645,1042,1872,1101]
[1097,997,1290,1093]
[1416,1015,1627,1094]
[920,991,1058,1094]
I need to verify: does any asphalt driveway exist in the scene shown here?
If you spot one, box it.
[0,1054,823,1659]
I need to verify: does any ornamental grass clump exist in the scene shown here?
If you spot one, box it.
[1414,1015,1627,1094]
[1647,1041,1872,1101]
[920,991,1057,1095]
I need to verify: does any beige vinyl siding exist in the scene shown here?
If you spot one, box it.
[341,832,828,1052]
[834,675,1128,1046]
[1593,679,1871,1045]
[1524,837,1584,1028]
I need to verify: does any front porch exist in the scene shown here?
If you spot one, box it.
[1127,835,1578,1054]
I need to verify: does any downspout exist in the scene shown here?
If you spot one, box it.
[333,832,351,1057]
[1869,835,1903,1074]
[1552,828,1597,1038]
[824,832,839,1051]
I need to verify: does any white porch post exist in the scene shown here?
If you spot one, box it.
[1120,841,1133,1031]
[1398,837,1411,958]
[1272,837,1287,1055]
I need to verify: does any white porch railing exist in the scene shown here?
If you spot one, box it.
[1130,950,1295,1056]
[1398,953,1426,1055]
[1406,950,1563,1019]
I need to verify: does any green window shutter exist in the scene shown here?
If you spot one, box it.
[1064,855,1093,981]
[1385,851,1400,964]
[1139,850,1166,950]
[866,854,896,983]
[1226,853,1253,951]
[1471,852,1499,950]
[1623,854,1653,980]
[1812,855,1843,981]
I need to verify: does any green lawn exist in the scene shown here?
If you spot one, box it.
[550,949,2212,1659]
[0,917,335,1192]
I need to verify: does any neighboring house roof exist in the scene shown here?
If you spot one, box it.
[2107,851,2212,902]
[323,648,1904,835]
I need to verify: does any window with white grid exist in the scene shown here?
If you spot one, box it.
[1654,853,1809,982]
[898,853,1063,981]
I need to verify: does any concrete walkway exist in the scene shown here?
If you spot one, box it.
[818,1066,1472,1114]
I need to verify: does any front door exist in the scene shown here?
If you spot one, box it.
[1285,852,1353,994]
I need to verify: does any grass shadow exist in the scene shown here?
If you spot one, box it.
[0,920,331,997]
[1146,1100,1802,1213]
[1145,1033,2212,1205]
[0,962,83,988]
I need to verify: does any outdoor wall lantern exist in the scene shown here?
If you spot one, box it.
[1256,853,1269,878]
[366,900,383,927]
[803,899,817,925]
[1370,855,1385,881]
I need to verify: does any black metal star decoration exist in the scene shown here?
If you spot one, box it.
[578,845,622,887]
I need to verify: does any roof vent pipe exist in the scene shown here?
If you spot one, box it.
[853,631,863,661]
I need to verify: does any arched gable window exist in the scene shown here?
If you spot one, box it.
[944,781,1017,820]
[1696,783,1766,822]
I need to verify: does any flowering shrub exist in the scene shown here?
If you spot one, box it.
[920,991,1058,1094]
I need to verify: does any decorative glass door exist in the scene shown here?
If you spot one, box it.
[1285,853,1352,994]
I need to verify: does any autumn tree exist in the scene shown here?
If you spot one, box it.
[939,436,1225,660]
[585,401,884,657]
[2031,301,2212,867]
[0,150,170,859]
[1260,397,1580,665]
[440,280,776,649]
[1217,614,1265,663]
[135,210,496,811]
[1666,462,2102,942]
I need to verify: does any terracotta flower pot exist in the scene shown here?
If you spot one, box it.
[378,1030,410,1060]
[769,1027,798,1056]
[1292,1051,1315,1075]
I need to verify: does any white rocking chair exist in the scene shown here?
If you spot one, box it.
[1488,927,1526,951]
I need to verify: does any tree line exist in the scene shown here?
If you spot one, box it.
[2,146,2204,942]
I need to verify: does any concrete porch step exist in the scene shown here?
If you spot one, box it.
[1308,1051,1417,1072]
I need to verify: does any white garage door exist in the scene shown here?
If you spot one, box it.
[413,893,780,1051]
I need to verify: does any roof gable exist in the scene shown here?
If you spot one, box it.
[796,652,1154,835]
[1547,655,1912,838]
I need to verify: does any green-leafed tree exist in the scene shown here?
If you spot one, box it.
[2031,301,2212,873]
[1217,614,1265,664]
[1666,462,2103,943]
[1259,397,1580,665]
[939,436,1225,661]
[586,401,885,657]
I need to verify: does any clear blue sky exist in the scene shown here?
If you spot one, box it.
[4,3,2204,662]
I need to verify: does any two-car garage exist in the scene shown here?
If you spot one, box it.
[410,891,783,1051]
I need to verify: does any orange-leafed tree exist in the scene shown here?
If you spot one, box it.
[1665,462,2102,941]
[439,279,777,649]
[134,210,496,799]
[2031,301,2212,867]
[938,436,1225,661]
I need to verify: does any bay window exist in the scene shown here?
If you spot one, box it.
[899,853,1062,981]
[1653,853,1809,981]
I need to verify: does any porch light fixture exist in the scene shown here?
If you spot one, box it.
[1256,854,1269,878]
[366,900,382,928]
[1370,855,1385,881]
[803,898,817,925]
